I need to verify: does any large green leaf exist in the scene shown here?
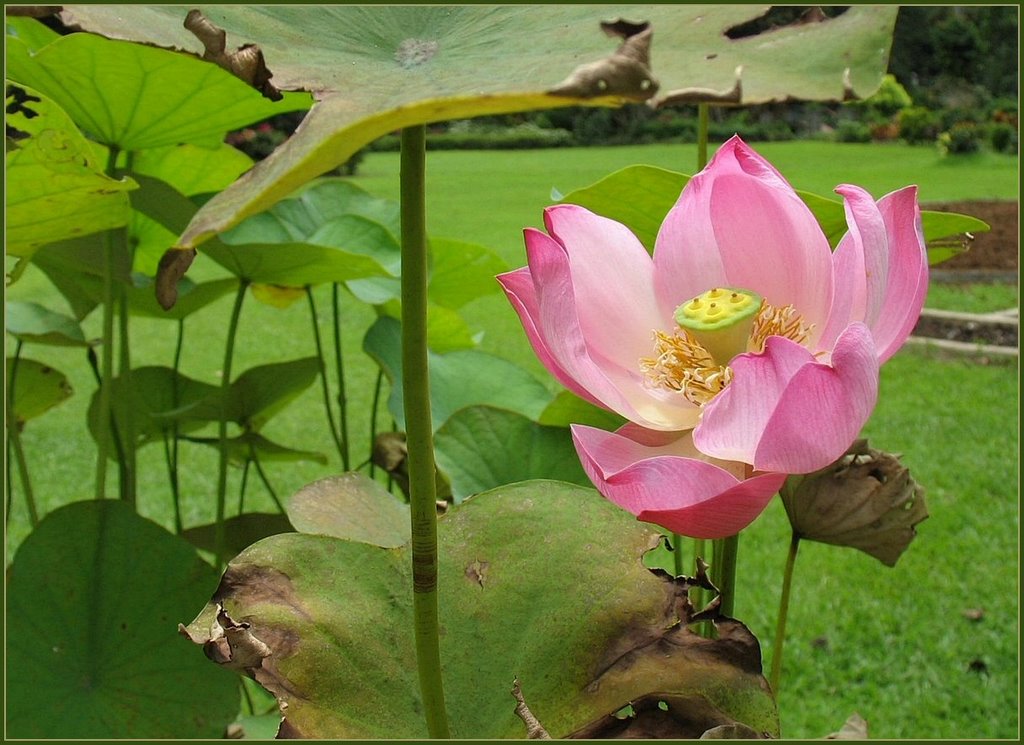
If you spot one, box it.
[433,405,590,502]
[363,316,553,431]
[57,5,897,246]
[5,301,94,347]
[181,481,779,738]
[6,357,73,426]
[5,79,136,261]
[6,29,310,151]
[6,500,238,738]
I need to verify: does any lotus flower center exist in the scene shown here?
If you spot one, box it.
[674,287,762,365]
[641,287,814,406]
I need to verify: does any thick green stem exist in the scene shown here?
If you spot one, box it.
[717,533,740,618]
[697,104,710,170]
[305,287,348,467]
[400,124,451,739]
[331,284,351,471]
[215,280,249,568]
[6,343,38,527]
[770,533,801,693]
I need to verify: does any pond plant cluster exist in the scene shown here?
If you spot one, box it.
[4,5,995,740]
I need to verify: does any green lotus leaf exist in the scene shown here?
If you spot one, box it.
[6,500,238,738]
[6,29,311,151]
[181,481,779,738]
[5,79,136,261]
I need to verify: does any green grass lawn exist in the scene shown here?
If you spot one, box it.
[6,141,1018,739]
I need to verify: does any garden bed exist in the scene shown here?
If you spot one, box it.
[911,200,1018,356]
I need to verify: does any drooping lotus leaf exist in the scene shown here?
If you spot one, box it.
[57,5,898,247]
[6,500,239,738]
[555,163,991,263]
[5,79,136,262]
[181,480,779,738]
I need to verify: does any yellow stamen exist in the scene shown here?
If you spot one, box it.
[640,329,733,406]
[642,297,814,405]
[750,301,813,352]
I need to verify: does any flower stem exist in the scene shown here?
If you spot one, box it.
[306,286,347,466]
[400,124,451,739]
[331,284,351,471]
[717,533,740,618]
[770,533,801,693]
[215,280,249,568]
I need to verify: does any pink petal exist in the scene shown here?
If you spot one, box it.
[543,205,665,371]
[818,185,887,347]
[872,186,928,363]
[819,186,927,362]
[496,265,605,409]
[572,424,786,539]
[694,323,879,473]
[654,136,833,332]
[754,324,878,472]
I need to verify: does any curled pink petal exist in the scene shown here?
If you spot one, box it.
[543,204,665,372]
[871,186,928,363]
[695,324,879,473]
[654,136,834,331]
[572,424,786,539]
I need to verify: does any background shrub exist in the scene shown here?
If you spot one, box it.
[898,106,941,145]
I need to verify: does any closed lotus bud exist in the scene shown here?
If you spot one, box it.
[781,440,928,567]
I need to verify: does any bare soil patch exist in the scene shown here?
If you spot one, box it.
[924,200,1018,272]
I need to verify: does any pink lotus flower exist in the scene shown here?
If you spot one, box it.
[498,136,927,538]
